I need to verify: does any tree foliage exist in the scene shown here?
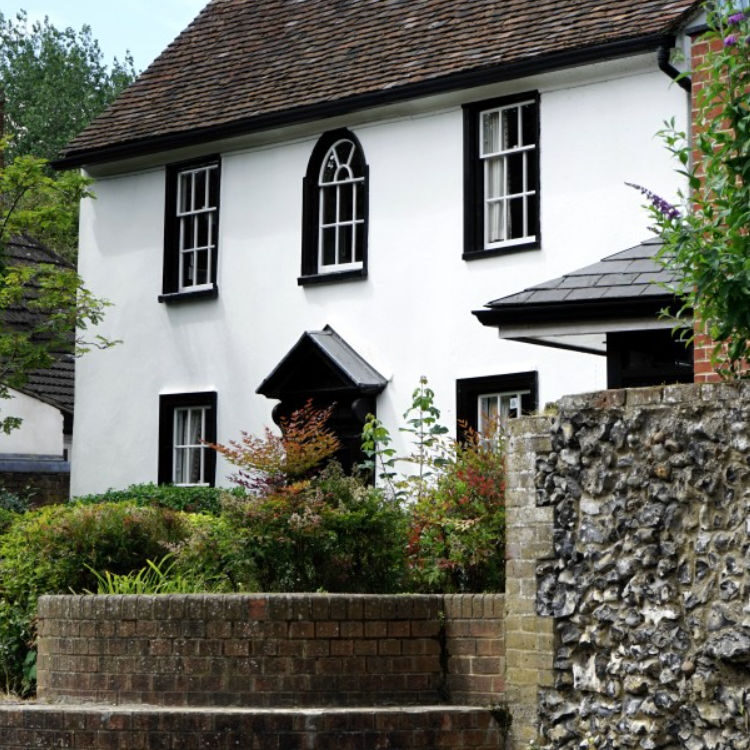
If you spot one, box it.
[644,5,750,375]
[0,10,135,164]
[0,140,114,434]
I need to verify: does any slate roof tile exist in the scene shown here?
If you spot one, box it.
[60,0,700,163]
[559,274,603,289]
[485,238,678,309]
[600,284,646,299]
[564,287,608,301]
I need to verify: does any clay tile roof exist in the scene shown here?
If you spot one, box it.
[58,0,700,167]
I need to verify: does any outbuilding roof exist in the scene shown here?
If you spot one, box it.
[3,237,75,415]
[474,238,687,352]
[483,237,677,311]
[57,0,699,167]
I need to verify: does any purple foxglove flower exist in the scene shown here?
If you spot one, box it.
[728,12,746,25]
[724,34,738,46]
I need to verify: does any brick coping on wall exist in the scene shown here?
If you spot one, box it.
[0,703,506,750]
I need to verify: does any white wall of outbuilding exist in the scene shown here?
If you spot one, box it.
[0,389,64,457]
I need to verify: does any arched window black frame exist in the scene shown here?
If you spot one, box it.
[299,129,369,285]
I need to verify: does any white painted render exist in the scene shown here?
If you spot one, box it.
[0,389,64,456]
[72,55,688,494]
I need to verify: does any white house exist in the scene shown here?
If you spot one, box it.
[56,0,700,494]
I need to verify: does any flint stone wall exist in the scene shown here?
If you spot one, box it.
[528,383,750,749]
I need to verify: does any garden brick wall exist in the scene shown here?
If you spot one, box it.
[444,594,505,705]
[689,30,744,383]
[0,705,505,750]
[689,31,718,383]
[504,416,556,749]
[36,593,505,709]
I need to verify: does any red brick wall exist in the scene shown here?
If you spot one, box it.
[690,33,733,383]
[693,327,720,383]
[36,593,505,708]
[444,594,505,704]
[0,705,505,750]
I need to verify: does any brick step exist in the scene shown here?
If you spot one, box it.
[0,704,505,749]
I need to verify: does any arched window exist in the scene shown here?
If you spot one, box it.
[300,129,368,284]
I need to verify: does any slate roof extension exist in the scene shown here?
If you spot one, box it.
[58,0,700,167]
[474,238,685,328]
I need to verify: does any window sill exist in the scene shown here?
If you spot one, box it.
[158,285,218,304]
[298,268,367,286]
[463,240,539,261]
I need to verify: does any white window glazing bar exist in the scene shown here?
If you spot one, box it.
[317,139,365,273]
[172,406,209,486]
[176,164,218,291]
[480,101,537,248]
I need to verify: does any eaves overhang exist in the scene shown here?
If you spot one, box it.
[54,32,677,170]
[474,295,682,330]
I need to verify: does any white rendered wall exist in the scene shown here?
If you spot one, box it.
[0,389,63,456]
[72,56,688,494]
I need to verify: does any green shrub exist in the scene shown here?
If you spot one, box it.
[219,463,408,593]
[171,513,259,593]
[0,598,34,696]
[0,501,193,695]
[361,379,506,593]
[0,487,32,514]
[71,482,243,515]
[0,508,19,535]
[407,433,506,593]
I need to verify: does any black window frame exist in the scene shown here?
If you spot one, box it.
[463,91,541,260]
[456,372,538,441]
[158,391,217,486]
[160,155,221,303]
[298,128,369,286]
